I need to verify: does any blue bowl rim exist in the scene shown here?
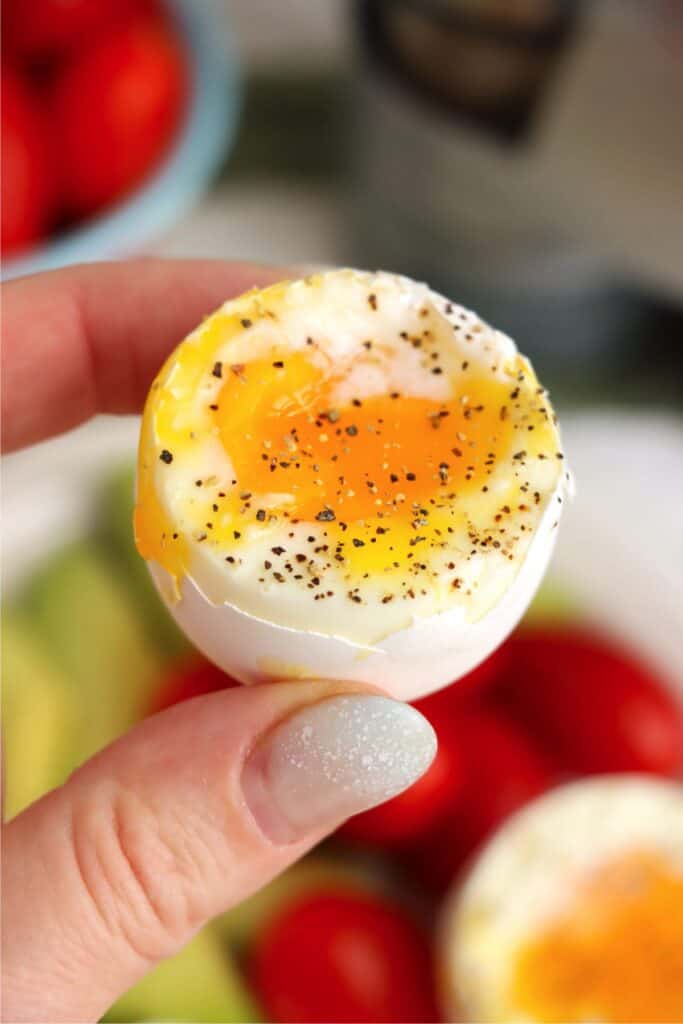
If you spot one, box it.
[2,0,240,281]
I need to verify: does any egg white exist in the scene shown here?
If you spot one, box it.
[140,269,567,699]
[440,775,683,1020]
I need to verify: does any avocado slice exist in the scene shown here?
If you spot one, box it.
[1,610,79,820]
[522,576,580,629]
[95,462,189,663]
[104,925,262,1023]
[24,540,164,764]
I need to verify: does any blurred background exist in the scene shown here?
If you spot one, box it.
[2,1,682,1022]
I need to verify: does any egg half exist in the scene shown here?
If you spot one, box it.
[441,775,683,1023]
[134,269,567,699]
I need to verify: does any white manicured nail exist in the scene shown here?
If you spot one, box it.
[243,694,437,843]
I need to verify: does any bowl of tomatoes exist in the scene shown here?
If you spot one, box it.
[1,0,238,278]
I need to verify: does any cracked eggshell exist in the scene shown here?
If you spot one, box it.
[148,475,561,701]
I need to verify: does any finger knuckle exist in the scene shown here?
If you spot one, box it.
[69,783,215,963]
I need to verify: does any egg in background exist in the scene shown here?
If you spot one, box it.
[135,269,567,700]
[440,775,683,1023]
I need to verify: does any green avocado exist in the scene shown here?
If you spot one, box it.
[1,610,78,820]
[24,540,164,765]
[522,576,579,629]
[104,925,262,1023]
[95,462,189,663]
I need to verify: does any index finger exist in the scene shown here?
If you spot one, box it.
[1,259,286,453]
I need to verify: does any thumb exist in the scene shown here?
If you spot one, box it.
[2,680,435,1023]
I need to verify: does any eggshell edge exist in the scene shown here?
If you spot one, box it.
[148,473,563,701]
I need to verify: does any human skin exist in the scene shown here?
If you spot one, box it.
[1,260,436,1023]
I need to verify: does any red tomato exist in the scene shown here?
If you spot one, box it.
[339,700,463,847]
[412,644,511,720]
[51,17,187,216]
[148,657,238,715]
[251,890,439,1024]
[1,67,53,255]
[338,648,515,848]
[410,707,554,892]
[498,626,683,776]
[2,0,158,62]
[445,641,512,700]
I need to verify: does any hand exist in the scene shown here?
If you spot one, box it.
[1,261,437,1023]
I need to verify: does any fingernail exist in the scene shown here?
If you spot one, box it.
[242,694,437,844]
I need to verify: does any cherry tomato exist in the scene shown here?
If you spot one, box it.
[148,657,238,715]
[251,890,439,1023]
[339,694,464,848]
[498,626,683,776]
[51,17,187,216]
[339,647,517,848]
[410,707,554,892]
[2,0,158,62]
[1,67,53,256]
[339,721,461,848]
[446,641,511,700]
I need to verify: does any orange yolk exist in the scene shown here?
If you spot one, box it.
[215,353,514,534]
[134,316,560,597]
[510,851,683,1023]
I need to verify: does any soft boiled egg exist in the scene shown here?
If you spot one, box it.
[440,775,683,1023]
[134,269,567,700]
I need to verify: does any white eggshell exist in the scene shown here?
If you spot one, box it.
[148,476,560,701]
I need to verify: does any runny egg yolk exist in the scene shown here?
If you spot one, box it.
[134,270,563,611]
[213,352,515,568]
[509,851,683,1023]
